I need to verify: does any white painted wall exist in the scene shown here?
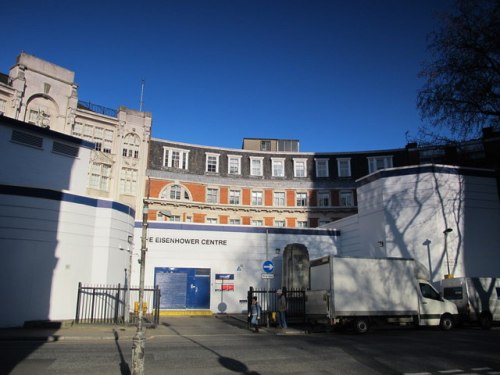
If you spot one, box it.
[132,223,340,314]
[330,165,500,283]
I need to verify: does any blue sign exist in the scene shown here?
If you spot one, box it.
[262,260,274,273]
[215,273,234,280]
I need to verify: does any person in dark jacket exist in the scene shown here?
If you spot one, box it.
[248,296,262,332]
[277,288,288,329]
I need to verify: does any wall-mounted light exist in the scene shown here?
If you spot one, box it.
[377,241,384,247]
[275,248,281,255]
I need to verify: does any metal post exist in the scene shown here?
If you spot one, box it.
[132,200,149,375]
[443,228,453,278]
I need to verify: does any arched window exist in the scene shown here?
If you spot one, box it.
[160,184,191,201]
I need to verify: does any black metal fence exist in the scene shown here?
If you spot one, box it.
[75,283,161,326]
[248,287,306,326]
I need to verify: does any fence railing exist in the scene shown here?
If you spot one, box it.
[75,283,160,326]
[247,287,306,326]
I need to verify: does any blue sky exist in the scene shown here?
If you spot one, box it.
[2,0,453,152]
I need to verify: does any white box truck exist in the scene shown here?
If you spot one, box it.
[305,255,458,333]
[441,277,500,329]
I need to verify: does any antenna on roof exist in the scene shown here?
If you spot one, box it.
[139,79,145,112]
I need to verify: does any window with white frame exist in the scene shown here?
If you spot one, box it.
[340,190,354,207]
[206,188,219,203]
[72,122,84,138]
[293,158,307,177]
[274,192,285,206]
[229,190,241,205]
[337,158,351,177]
[119,167,138,194]
[252,219,263,226]
[122,133,140,158]
[250,157,264,176]
[159,214,181,222]
[251,191,263,205]
[297,220,308,228]
[206,153,220,173]
[368,156,393,174]
[317,191,330,207]
[163,147,190,170]
[229,218,241,225]
[89,163,111,191]
[228,155,242,175]
[206,217,218,224]
[271,158,285,177]
[274,220,285,227]
[296,192,307,207]
[315,158,329,177]
[159,184,191,201]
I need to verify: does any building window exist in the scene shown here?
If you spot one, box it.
[275,220,285,227]
[252,220,263,226]
[228,155,242,175]
[119,168,137,194]
[122,133,140,158]
[297,221,308,228]
[250,157,264,176]
[0,99,6,113]
[317,191,330,207]
[293,158,307,177]
[337,158,351,177]
[229,218,241,225]
[159,214,181,222]
[160,184,191,201]
[272,158,285,177]
[251,191,263,205]
[296,192,307,207]
[89,163,111,191]
[163,147,189,170]
[261,140,271,151]
[340,191,354,207]
[319,220,331,226]
[368,156,393,174]
[274,192,285,206]
[207,188,219,204]
[229,190,241,205]
[315,159,329,177]
[72,122,84,137]
[206,153,220,173]
[207,218,218,224]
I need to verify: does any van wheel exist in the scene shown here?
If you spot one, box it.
[440,314,454,331]
[354,318,369,334]
[479,313,492,330]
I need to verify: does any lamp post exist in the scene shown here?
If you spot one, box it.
[443,228,453,279]
[123,235,134,324]
[131,200,149,375]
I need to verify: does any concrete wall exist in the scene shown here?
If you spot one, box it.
[330,165,500,283]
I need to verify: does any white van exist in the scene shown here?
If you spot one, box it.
[441,277,500,329]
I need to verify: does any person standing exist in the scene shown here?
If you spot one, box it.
[248,296,261,333]
[277,288,288,329]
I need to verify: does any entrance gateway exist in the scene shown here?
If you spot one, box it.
[155,267,210,309]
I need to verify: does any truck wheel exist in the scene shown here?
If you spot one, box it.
[440,314,454,331]
[479,313,492,330]
[354,318,369,334]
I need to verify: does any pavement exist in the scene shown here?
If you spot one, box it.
[0,314,308,342]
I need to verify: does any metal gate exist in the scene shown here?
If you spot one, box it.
[248,287,306,326]
[75,283,160,326]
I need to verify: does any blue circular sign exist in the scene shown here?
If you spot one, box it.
[263,260,274,273]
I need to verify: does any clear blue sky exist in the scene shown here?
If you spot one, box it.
[2,0,453,152]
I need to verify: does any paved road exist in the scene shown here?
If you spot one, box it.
[1,316,499,375]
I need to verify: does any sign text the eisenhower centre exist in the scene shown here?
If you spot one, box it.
[148,237,228,246]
